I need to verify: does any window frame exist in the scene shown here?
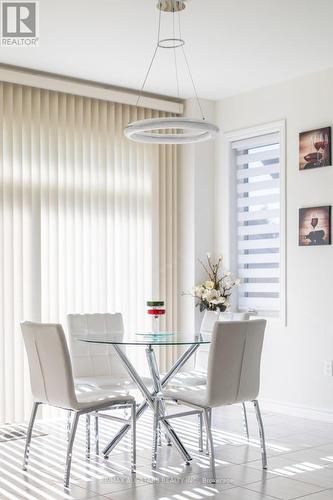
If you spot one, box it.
[225,120,286,326]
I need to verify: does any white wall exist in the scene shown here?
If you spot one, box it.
[215,67,333,419]
[178,98,215,336]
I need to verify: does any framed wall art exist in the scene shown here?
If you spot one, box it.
[299,206,331,246]
[299,127,331,170]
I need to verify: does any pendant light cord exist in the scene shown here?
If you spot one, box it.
[178,11,205,121]
[172,9,181,114]
[136,9,162,108]
[136,2,205,122]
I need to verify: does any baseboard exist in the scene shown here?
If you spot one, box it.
[260,399,333,423]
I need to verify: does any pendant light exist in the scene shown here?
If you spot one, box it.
[124,0,219,144]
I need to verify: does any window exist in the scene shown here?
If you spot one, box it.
[231,125,285,320]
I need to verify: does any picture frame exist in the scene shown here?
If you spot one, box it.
[299,206,331,246]
[299,127,331,170]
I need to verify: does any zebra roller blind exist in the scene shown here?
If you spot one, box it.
[233,131,282,317]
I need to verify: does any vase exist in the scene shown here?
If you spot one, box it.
[147,301,165,335]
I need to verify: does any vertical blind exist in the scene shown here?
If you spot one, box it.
[233,132,281,317]
[0,82,178,424]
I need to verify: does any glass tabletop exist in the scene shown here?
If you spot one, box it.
[78,332,211,346]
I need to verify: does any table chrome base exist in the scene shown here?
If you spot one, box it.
[103,343,200,463]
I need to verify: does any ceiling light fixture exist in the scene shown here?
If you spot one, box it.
[124,0,219,145]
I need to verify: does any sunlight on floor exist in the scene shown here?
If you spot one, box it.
[0,407,332,500]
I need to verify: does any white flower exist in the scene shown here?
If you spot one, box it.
[211,296,226,305]
[202,290,212,301]
[194,285,205,298]
[190,256,238,309]
[203,289,219,302]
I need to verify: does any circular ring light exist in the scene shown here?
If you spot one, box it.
[158,38,185,49]
[124,117,219,144]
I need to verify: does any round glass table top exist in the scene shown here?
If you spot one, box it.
[78,332,211,346]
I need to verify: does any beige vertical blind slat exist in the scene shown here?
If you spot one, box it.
[4,83,15,423]
[0,83,3,424]
[172,143,178,364]
[166,143,173,369]
[155,129,179,374]
[13,84,24,420]
[0,82,178,424]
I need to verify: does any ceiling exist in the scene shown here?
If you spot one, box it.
[1,0,333,100]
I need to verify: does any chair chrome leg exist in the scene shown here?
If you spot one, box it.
[152,398,159,469]
[66,410,72,442]
[242,402,249,440]
[64,412,79,488]
[198,412,203,452]
[158,421,162,447]
[164,401,171,447]
[94,414,99,455]
[203,408,216,484]
[23,402,40,471]
[166,433,172,446]
[253,400,267,469]
[131,402,136,474]
[205,408,211,455]
[86,414,91,458]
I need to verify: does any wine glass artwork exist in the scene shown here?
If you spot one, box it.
[310,216,318,230]
[299,127,331,170]
[313,132,324,166]
[323,132,329,152]
[299,206,331,246]
[147,301,165,334]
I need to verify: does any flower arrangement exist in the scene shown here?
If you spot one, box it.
[188,254,240,313]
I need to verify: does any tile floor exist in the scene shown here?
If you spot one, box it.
[0,404,333,500]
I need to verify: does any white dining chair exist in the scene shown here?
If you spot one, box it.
[220,312,250,321]
[194,311,250,374]
[21,321,136,487]
[168,311,250,386]
[168,310,251,448]
[165,310,220,388]
[154,319,267,483]
[67,313,151,391]
[67,313,152,453]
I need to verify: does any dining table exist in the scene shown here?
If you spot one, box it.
[79,331,210,463]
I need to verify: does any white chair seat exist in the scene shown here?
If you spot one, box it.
[74,375,152,391]
[75,383,129,397]
[166,370,207,387]
[163,387,208,407]
[75,389,134,411]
